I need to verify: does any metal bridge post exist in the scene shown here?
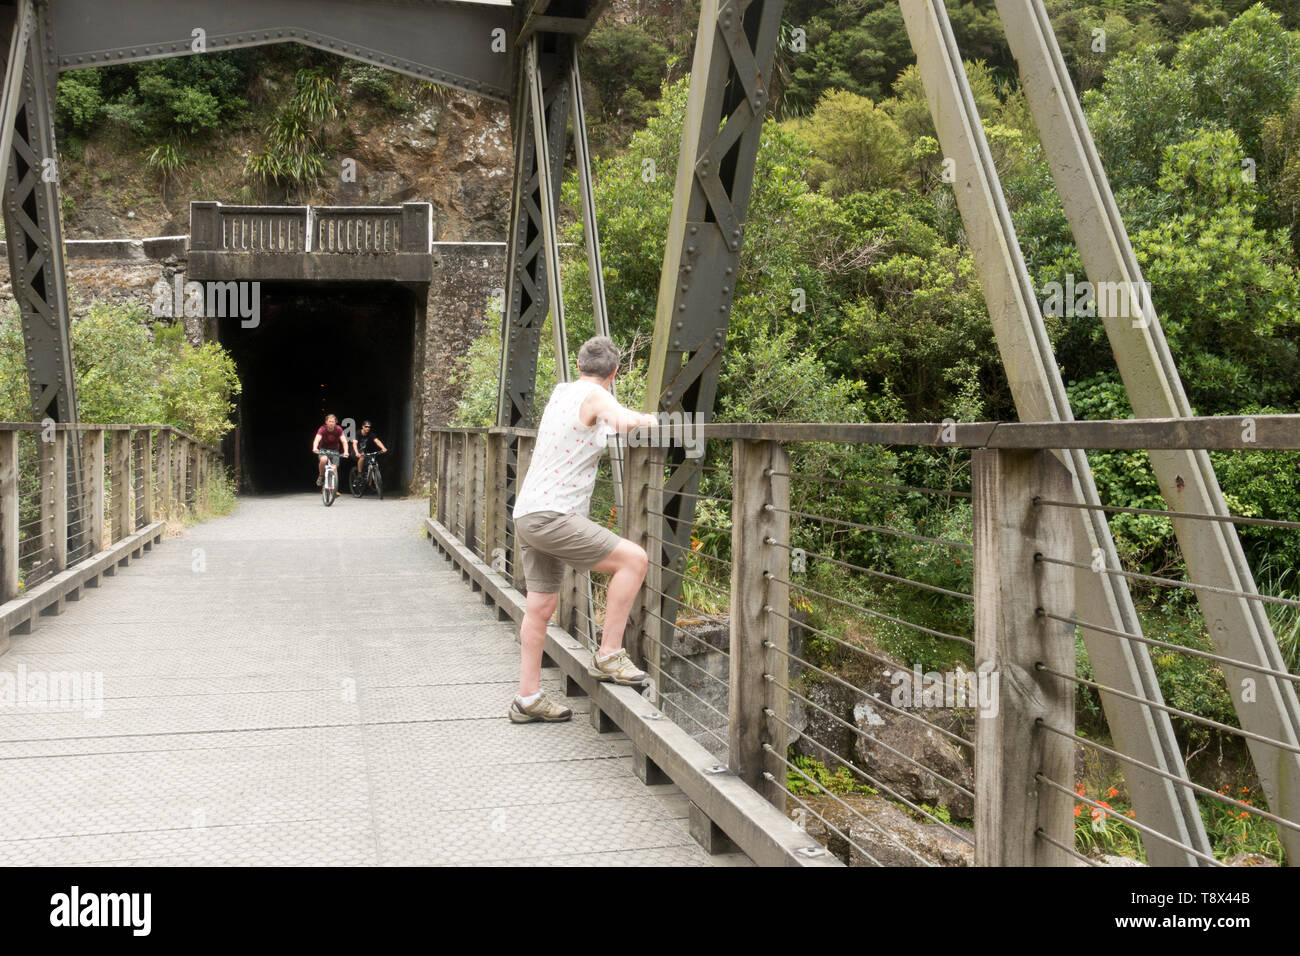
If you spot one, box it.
[730,438,790,808]
[1,0,76,425]
[994,0,1300,861]
[896,0,1213,864]
[644,0,785,661]
[496,35,572,431]
[973,448,1075,866]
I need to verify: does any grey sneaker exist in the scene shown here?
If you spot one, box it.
[316,476,324,487]
[509,691,572,723]
[589,649,649,687]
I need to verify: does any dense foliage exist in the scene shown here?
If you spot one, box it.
[0,303,240,445]
[452,6,1300,846]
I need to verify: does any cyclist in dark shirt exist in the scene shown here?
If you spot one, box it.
[312,413,349,487]
[352,420,388,481]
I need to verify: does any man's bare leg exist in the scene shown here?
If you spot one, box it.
[518,589,558,698]
[590,539,648,658]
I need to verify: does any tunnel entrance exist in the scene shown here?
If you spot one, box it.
[218,281,420,495]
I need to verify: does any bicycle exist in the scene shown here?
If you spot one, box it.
[349,449,385,500]
[315,449,345,506]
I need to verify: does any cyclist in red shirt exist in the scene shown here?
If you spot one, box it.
[311,413,349,487]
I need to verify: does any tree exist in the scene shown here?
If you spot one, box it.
[786,90,908,196]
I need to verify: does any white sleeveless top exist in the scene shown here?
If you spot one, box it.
[513,380,616,519]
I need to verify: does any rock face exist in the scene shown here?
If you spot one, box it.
[332,94,511,242]
[850,679,975,820]
[654,618,730,762]
[796,793,974,867]
[657,616,977,864]
[420,243,507,467]
[790,665,975,821]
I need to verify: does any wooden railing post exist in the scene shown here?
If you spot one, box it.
[141,430,155,525]
[484,431,508,573]
[187,441,199,509]
[81,430,104,554]
[623,441,663,674]
[972,448,1075,866]
[452,433,466,544]
[510,435,535,593]
[178,437,189,512]
[198,448,208,511]
[429,431,440,521]
[467,433,484,556]
[729,439,790,807]
[0,432,18,601]
[156,430,172,520]
[110,430,131,544]
[438,431,452,525]
[51,429,67,572]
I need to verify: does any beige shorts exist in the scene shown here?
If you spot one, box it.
[514,510,622,594]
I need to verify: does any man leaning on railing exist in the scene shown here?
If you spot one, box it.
[508,336,657,724]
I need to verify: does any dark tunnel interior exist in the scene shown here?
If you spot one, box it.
[218,282,418,495]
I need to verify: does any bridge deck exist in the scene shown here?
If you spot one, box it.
[0,496,749,866]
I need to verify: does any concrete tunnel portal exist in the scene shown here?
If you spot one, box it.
[217,281,421,496]
[189,202,437,497]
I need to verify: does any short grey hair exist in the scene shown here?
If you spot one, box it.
[577,336,620,378]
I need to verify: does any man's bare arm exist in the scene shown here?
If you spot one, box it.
[580,389,655,434]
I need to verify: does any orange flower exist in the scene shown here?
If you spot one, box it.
[1075,784,1086,796]
[1126,810,1136,819]
[1098,801,1111,810]
[691,539,702,552]
[1074,806,1082,818]
[1106,787,1119,798]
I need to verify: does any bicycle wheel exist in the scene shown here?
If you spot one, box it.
[324,468,337,506]
[372,463,383,500]
[350,466,365,498]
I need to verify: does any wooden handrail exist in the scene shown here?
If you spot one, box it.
[428,414,1300,451]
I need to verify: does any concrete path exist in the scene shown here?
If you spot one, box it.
[0,494,750,866]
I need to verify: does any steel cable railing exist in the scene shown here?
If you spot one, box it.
[1,425,220,606]
[1031,483,1300,866]
[426,418,1300,867]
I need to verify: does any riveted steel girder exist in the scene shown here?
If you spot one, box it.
[996,0,1300,862]
[898,0,1212,866]
[643,0,784,667]
[496,32,571,428]
[2,0,76,424]
[48,0,515,102]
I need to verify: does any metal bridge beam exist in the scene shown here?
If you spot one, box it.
[898,0,1211,865]
[643,0,784,698]
[496,32,570,429]
[48,0,515,101]
[997,0,1300,861]
[2,0,76,425]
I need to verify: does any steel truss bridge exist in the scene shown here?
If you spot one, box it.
[0,0,1297,866]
